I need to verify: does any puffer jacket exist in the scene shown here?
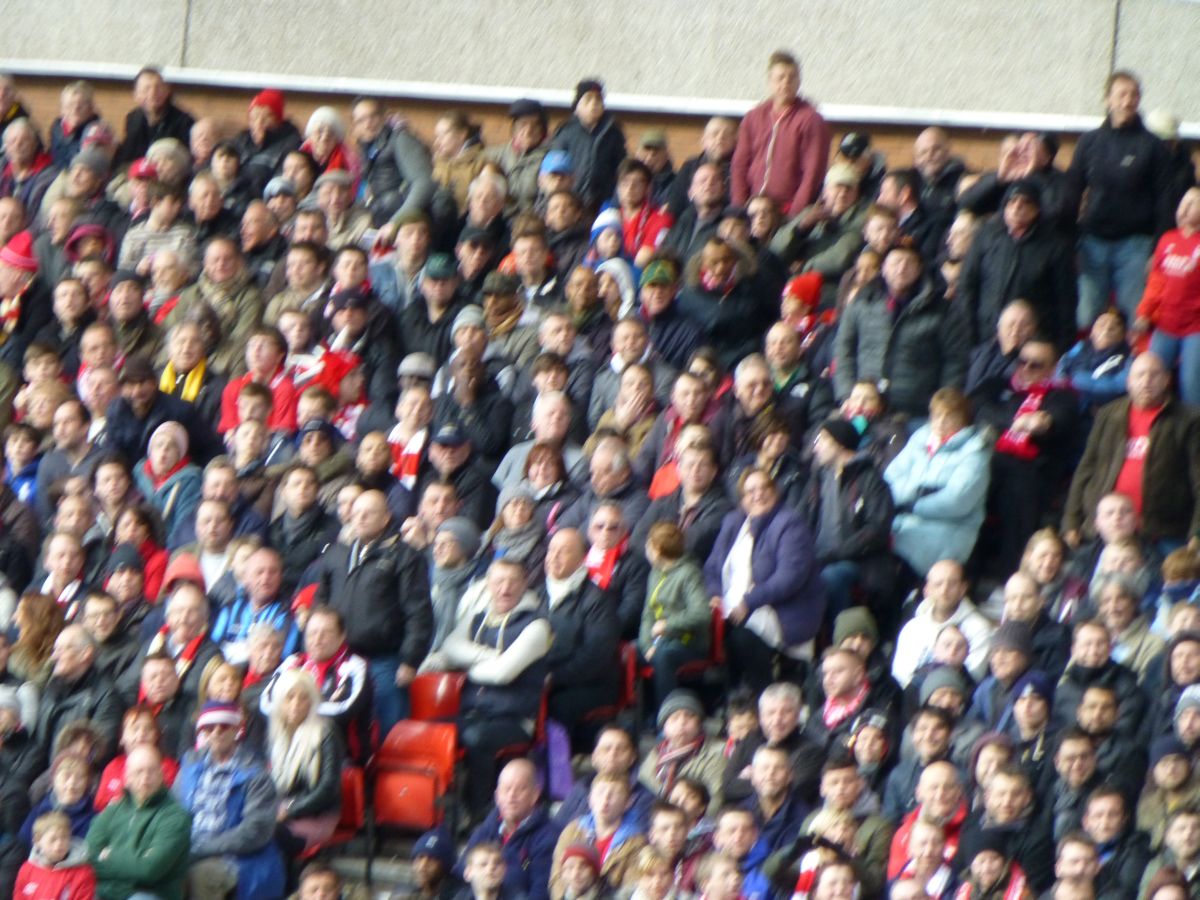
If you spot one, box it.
[549,113,627,210]
[833,275,969,416]
[885,423,993,575]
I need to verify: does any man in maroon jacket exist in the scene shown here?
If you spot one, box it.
[731,51,831,217]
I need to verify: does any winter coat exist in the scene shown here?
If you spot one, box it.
[632,486,733,565]
[957,216,1077,347]
[676,259,773,370]
[275,726,344,820]
[162,272,265,377]
[722,727,826,807]
[233,121,303,198]
[104,390,216,466]
[485,142,547,214]
[1066,114,1173,239]
[540,577,620,696]
[891,598,995,687]
[317,533,433,664]
[1051,659,1145,741]
[1056,341,1131,410]
[730,97,830,216]
[174,748,285,900]
[115,101,194,166]
[462,806,560,900]
[955,808,1054,893]
[549,113,627,211]
[1064,397,1200,542]
[133,461,202,546]
[440,593,551,722]
[885,424,993,576]
[802,454,895,595]
[360,123,437,223]
[86,785,191,900]
[704,502,826,647]
[637,558,711,658]
[551,814,647,899]
[833,275,969,417]
[13,839,96,900]
[645,300,705,371]
[34,666,123,761]
[638,736,727,807]
[771,197,868,276]
[268,506,339,595]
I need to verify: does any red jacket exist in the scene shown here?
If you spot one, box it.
[887,800,968,878]
[14,849,97,900]
[218,367,299,434]
[730,97,830,216]
[1137,227,1200,336]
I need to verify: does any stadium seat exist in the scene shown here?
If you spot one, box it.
[409,671,467,721]
[374,721,459,832]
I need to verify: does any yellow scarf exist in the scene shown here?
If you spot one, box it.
[160,358,207,403]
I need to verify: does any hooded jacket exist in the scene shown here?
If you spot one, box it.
[833,274,969,417]
[885,423,993,576]
[13,838,96,900]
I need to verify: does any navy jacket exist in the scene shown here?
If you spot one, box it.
[462,806,560,900]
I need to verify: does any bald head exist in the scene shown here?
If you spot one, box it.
[1128,351,1170,409]
[545,528,587,580]
[351,489,391,542]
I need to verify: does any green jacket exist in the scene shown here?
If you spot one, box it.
[86,786,192,900]
[637,559,711,657]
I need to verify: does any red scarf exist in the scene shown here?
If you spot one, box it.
[149,626,205,678]
[242,668,268,689]
[299,644,350,694]
[152,294,180,325]
[823,679,869,730]
[388,427,426,487]
[142,454,191,489]
[995,377,1056,460]
[586,536,629,590]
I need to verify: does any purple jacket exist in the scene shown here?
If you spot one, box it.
[703,503,825,645]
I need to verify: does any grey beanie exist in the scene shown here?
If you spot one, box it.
[73,147,111,179]
[656,688,705,730]
[497,481,536,513]
[436,516,482,560]
[919,666,970,706]
[1177,684,1200,723]
[451,305,486,337]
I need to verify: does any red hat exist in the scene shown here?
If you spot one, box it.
[161,551,205,596]
[129,157,159,180]
[0,231,38,273]
[250,89,285,122]
[560,844,601,874]
[783,272,823,309]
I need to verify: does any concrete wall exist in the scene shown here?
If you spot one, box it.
[1,0,1197,125]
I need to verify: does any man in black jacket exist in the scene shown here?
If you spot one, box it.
[1067,71,1173,326]
[958,179,1077,348]
[805,417,895,623]
[268,464,338,596]
[540,528,620,746]
[103,354,216,464]
[233,89,302,198]
[1079,786,1150,899]
[316,488,432,734]
[35,624,123,764]
[114,67,195,167]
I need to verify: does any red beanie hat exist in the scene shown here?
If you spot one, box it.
[560,843,601,874]
[783,272,823,310]
[0,231,38,273]
[250,89,285,122]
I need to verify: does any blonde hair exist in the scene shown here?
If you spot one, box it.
[267,668,328,793]
[32,810,71,843]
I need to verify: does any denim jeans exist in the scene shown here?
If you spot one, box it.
[820,560,863,623]
[366,653,408,736]
[1077,234,1154,327]
[1149,329,1200,406]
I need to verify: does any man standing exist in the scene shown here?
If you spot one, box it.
[1065,351,1200,553]
[317,488,432,734]
[731,51,830,216]
[1068,71,1173,326]
[114,67,194,167]
[87,745,192,900]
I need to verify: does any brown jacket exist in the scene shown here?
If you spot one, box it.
[1063,397,1200,541]
[550,817,646,900]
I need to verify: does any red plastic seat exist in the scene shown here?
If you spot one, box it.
[374,721,458,830]
[409,671,466,721]
[297,765,366,861]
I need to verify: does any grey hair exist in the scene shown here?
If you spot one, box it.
[759,682,803,711]
[468,168,508,201]
[305,105,346,140]
[734,353,770,383]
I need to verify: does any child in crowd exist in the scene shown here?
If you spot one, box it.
[15,342,63,422]
[693,853,743,900]
[461,843,512,900]
[13,810,96,900]
[723,688,760,758]
[1056,308,1131,413]
[625,847,678,900]
[4,421,41,505]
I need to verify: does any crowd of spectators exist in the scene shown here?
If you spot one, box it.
[0,48,1198,900]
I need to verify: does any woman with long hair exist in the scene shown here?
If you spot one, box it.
[8,592,66,687]
[266,669,343,857]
